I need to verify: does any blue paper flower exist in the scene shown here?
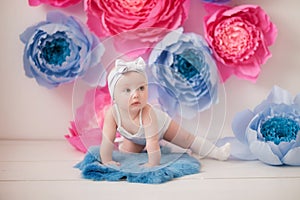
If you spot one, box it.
[20,11,105,89]
[148,28,219,118]
[221,86,300,166]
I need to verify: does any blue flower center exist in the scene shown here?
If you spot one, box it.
[260,117,299,145]
[40,32,71,66]
[171,49,209,84]
[172,54,197,82]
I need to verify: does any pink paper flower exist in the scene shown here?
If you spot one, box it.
[29,0,81,7]
[65,85,121,153]
[85,0,190,56]
[204,4,277,82]
[75,85,111,132]
[65,121,101,153]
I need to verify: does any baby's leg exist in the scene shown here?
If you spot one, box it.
[164,120,230,161]
[163,120,196,149]
[119,137,145,153]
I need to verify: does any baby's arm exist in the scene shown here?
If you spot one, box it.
[100,107,119,166]
[143,106,161,167]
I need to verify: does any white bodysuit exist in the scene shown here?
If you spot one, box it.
[114,104,172,145]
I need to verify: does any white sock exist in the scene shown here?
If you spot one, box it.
[190,137,230,161]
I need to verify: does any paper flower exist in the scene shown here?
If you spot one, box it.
[20,11,105,89]
[75,85,111,133]
[65,121,100,153]
[148,28,219,118]
[85,0,190,57]
[202,0,230,3]
[65,85,120,153]
[85,0,190,37]
[204,4,277,82]
[221,86,300,166]
[28,0,82,7]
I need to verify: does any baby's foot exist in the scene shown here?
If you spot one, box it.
[214,143,231,161]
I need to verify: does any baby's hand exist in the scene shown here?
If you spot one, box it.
[103,160,120,166]
[142,162,158,168]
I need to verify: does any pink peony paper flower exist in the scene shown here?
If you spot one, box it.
[84,0,190,57]
[75,85,111,132]
[65,121,101,153]
[29,0,81,7]
[65,85,120,153]
[204,4,277,82]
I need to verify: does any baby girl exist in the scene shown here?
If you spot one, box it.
[100,57,230,167]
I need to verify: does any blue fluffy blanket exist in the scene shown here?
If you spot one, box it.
[75,146,200,184]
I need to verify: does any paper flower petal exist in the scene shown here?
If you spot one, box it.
[218,137,257,160]
[294,94,300,106]
[249,141,282,165]
[282,147,300,165]
[28,0,81,7]
[232,109,255,144]
[266,85,294,105]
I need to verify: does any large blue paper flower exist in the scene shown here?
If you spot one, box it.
[20,11,105,88]
[221,86,300,166]
[148,28,218,118]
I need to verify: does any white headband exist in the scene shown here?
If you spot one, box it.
[107,57,147,100]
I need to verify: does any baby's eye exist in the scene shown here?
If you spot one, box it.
[139,86,145,91]
[125,88,131,93]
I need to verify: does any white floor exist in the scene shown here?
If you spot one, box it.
[0,140,299,200]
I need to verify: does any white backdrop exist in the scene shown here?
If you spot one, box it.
[0,0,299,140]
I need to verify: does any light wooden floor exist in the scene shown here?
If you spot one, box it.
[0,140,299,200]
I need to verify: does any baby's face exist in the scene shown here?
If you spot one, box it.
[114,71,148,111]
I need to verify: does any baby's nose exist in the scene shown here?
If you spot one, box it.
[131,89,139,97]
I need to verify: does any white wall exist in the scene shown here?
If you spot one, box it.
[0,0,299,140]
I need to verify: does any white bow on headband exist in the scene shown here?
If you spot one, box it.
[115,57,146,74]
[108,57,147,100]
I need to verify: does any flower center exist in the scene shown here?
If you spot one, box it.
[40,32,71,66]
[213,17,260,63]
[172,54,196,82]
[118,0,146,12]
[171,49,209,90]
[171,50,201,82]
[260,117,299,145]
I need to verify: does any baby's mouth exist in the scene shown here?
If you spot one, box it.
[131,102,141,106]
